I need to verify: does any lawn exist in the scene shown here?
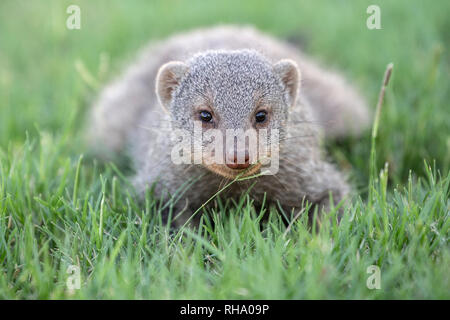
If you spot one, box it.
[0,0,448,299]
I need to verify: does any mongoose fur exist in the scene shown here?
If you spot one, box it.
[89,25,370,224]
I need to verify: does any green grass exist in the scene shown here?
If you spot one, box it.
[0,0,449,299]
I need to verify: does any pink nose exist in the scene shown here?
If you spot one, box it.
[226,151,250,170]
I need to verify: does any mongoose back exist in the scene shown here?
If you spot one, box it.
[89,25,370,224]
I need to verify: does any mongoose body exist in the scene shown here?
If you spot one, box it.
[90,26,370,222]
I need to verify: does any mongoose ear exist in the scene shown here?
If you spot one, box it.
[156,61,189,112]
[273,59,301,107]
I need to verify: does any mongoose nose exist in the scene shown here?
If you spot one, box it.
[226,151,250,170]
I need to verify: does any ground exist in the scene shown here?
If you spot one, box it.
[0,0,448,299]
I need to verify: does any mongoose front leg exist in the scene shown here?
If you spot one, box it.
[302,160,350,222]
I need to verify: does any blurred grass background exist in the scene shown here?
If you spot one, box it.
[0,0,448,299]
[0,0,448,185]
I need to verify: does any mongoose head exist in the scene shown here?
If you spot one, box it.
[156,49,300,179]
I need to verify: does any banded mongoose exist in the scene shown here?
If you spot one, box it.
[89,25,370,224]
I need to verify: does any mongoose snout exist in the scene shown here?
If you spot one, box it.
[225,149,250,170]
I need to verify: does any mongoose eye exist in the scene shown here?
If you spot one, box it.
[199,111,213,123]
[255,110,267,123]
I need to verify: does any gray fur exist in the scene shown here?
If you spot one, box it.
[88,25,370,223]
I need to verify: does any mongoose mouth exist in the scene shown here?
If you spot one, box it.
[204,163,263,180]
